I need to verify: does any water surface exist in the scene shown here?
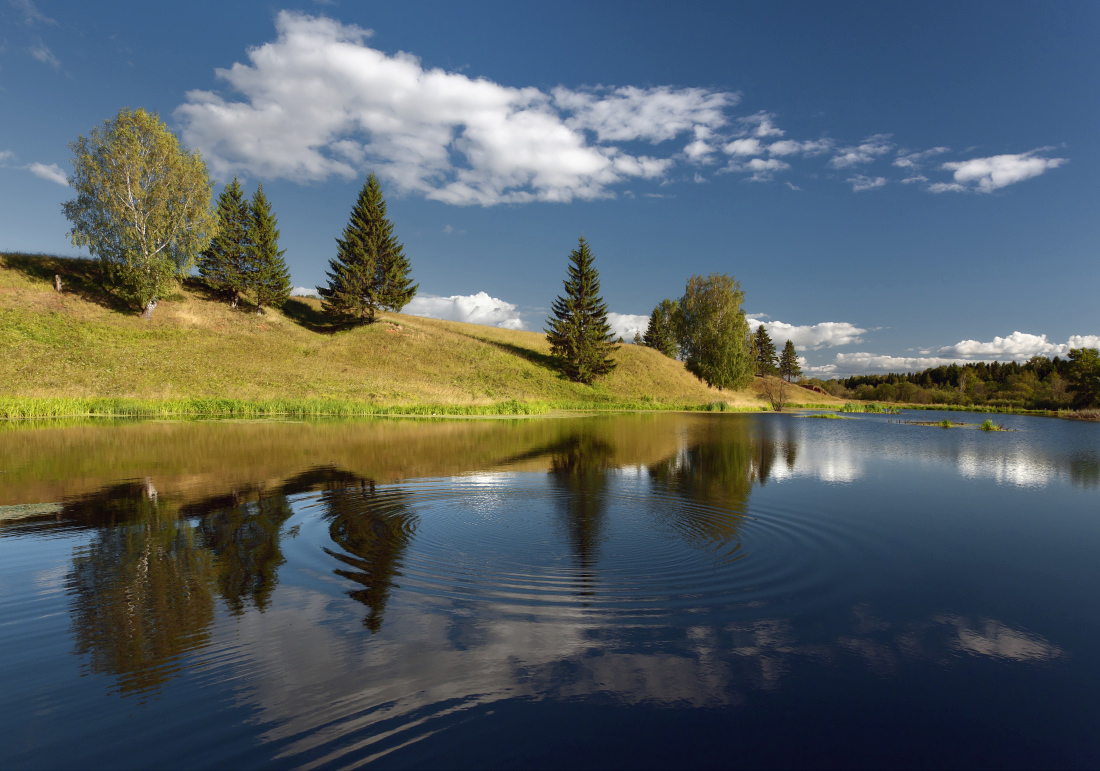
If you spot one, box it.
[1,412,1098,769]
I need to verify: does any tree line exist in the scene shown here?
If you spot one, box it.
[804,350,1100,409]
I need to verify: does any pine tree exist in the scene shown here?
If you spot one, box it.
[643,298,679,358]
[779,339,802,382]
[319,173,416,323]
[545,237,616,384]
[248,183,291,312]
[753,324,778,376]
[199,177,250,308]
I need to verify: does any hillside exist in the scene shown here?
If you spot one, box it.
[0,252,840,412]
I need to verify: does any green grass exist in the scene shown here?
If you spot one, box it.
[805,412,852,419]
[1,252,847,417]
[840,402,900,414]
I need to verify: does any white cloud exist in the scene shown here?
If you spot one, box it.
[739,111,784,138]
[900,175,927,184]
[405,291,525,329]
[745,157,790,181]
[291,286,319,298]
[936,149,1066,193]
[554,85,735,144]
[807,352,971,377]
[0,149,15,164]
[745,317,867,350]
[26,162,67,185]
[784,181,801,191]
[723,137,763,156]
[893,146,949,169]
[939,331,1100,360]
[606,312,649,342]
[767,138,833,157]
[29,40,60,69]
[828,134,893,169]
[848,174,887,192]
[176,12,736,206]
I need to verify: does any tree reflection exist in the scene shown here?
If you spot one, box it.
[67,480,215,696]
[547,433,616,599]
[193,490,295,615]
[647,418,754,556]
[318,477,418,634]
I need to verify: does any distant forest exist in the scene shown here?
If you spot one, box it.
[805,356,1080,410]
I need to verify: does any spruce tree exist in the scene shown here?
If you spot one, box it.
[643,298,679,358]
[779,339,802,382]
[319,173,416,323]
[753,324,778,376]
[199,177,250,308]
[248,183,291,312]
[545,237,616,384]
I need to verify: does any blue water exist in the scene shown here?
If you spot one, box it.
[0,412,1097,769]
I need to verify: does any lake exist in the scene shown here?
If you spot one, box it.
[1,411,1098,769]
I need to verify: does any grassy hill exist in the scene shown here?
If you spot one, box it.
[0,252,840,416]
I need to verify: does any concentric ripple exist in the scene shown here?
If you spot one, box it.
[296,471,897,620]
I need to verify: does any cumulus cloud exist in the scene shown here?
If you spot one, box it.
[723,137,764,156]
[828,134,893,169]
[405,291,525,330]
[0,149,15,164]
[745,157,790,181]
[176,12,736,206]
[291,286,319,298]
[848,174,887,192]
[26,162,67,185]
[935,149,1066,193]
[605,313,649,342]
[807,330,1100,377]
[745,317,867,350]
[938,331,1100,359]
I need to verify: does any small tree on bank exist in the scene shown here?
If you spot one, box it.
[779,339,802,383]
[675,273,752,391]
[545,237,617,384]
[63,107,216,318]
[319,173,417,323]
[643,298,679,358]
[753,324,778,376]
[199,177,250,308]
[248,184,291,312]
[1068,347,1100,408]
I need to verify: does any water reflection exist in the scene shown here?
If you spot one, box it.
[67,482,215,696]
[321,482,417,633]
[547,433,615,595]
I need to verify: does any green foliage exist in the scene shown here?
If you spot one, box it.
[545,237,617,384]
[319,173,417,323]
[643,298,679,358]
[938,419,953,428]
[979,419,1007,431]
[1068,347,1100,408]
[199,177,250,307]
[63,108,216,316]
[840,402,899,414]
[753,325,778,376]
[779,339,802,382]
[248,184,291,311]
[675,273,752,391]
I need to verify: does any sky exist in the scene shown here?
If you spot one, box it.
[2,0,1098,377]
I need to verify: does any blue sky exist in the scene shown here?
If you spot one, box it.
[2,0,1097,376]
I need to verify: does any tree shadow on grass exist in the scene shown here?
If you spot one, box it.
[477,337,560,373]
[1,252,134,315]
[281,298,362,335]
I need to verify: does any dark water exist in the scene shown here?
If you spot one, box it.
[1,412,1098,769]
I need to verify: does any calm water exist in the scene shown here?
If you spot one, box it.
[1,412,1098,769]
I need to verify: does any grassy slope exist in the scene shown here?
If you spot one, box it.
[0,252,841,410]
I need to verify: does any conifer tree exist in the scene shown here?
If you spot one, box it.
[753,324,778,376]
[199,177,250,308]
[545,237,616,384]
[643,298,679,358]
[319,173,416,323]
[248,184,291,312]
[779,339,802,382]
